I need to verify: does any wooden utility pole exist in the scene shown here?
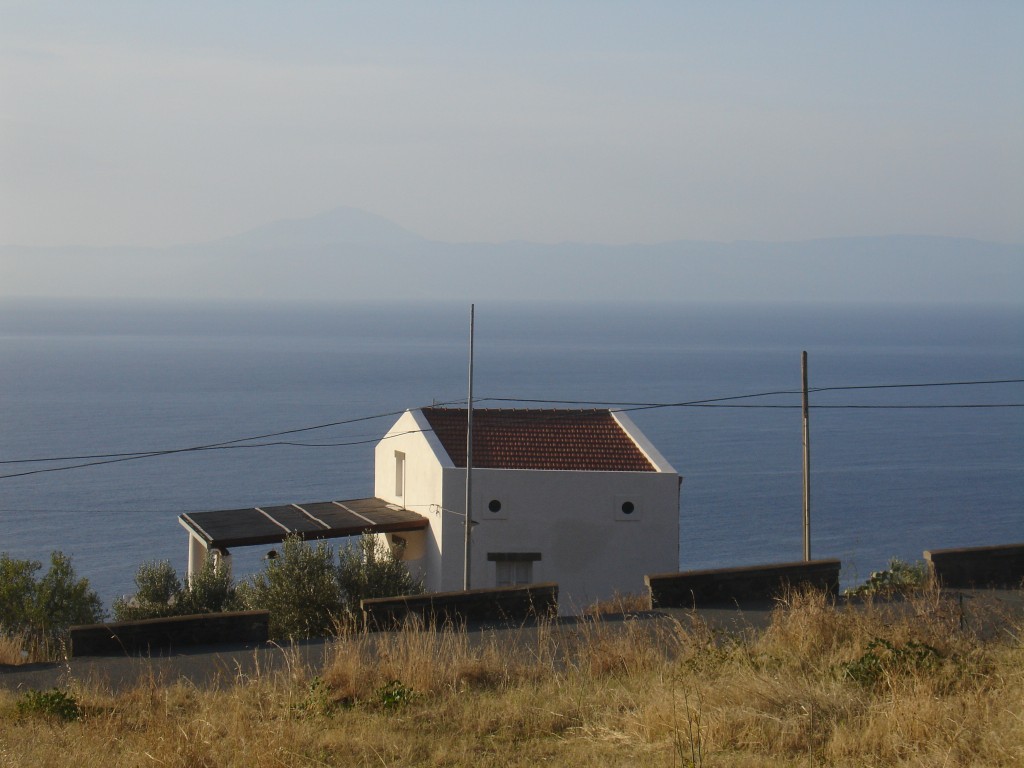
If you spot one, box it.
[464,304,475,590]
[802,350,811,561]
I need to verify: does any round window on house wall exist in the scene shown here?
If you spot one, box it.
[621,501,635,515]
[488,499,502,513]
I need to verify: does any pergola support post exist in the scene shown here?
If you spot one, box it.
[187,532,208,584]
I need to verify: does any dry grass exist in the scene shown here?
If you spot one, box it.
[0,633,27,666]
[1,589,1021,767]
[584,591,652,617]
[0,627,52,666]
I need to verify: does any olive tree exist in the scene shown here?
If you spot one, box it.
[0,552,104,643]
[113,559,238,621]
[238,536,344,640]
[337,534,423,614]
[239,533,423,639]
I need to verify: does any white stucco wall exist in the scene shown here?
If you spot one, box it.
[373,409,450,587]
[439,466,680,612]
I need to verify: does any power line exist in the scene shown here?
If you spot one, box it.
[477,379,1024,417]
[0,428,413,464]
[811,378,1024,392]
[1,379,1021,481]
[482,378,1024,408]
[0,403,464,480]
[611,403,1024,409]
[185,428,429,450]
[7,378,1018,466]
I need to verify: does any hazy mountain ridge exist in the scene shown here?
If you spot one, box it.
[207,207,427,250]
[2,208,1021,304]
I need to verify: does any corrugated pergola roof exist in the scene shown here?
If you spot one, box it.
[179,497,428,550]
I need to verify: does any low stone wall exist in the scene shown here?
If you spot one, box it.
[362,583,559,630]
[925,544,1024,588]
[70,611,270,657]
[646,560,842,608]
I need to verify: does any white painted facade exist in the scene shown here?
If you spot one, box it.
[374,409,681,613]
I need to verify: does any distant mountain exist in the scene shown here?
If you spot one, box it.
[209,207,426,250]
[1,209,1021,304]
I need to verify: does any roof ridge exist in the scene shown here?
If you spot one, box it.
[421,406,612,414]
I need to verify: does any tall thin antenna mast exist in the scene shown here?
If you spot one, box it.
[464,304,475,590]
[802,350,811,561]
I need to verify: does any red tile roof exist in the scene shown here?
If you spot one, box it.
[419,407,655,472]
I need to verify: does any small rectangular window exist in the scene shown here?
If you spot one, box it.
[395,451,406,497]
[495,560,532,587]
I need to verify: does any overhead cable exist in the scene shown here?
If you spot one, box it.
[1,379,1021,480]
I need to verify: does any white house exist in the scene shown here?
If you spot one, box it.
[374,407,681,612]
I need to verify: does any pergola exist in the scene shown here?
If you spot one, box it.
[178,497,429,578]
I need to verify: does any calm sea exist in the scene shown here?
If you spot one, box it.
[1,300,1021,606]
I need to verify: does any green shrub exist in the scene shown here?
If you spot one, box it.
[0,555,40,631]
[239,533,423,640]
[239,535,344,640]
[376,679,415,710]
[841,637,940,688]
[337,534,424,615]
[178,559,238,615]
[293,675,339,717]
[844,558,930,598]
[0,552,103,645]
[113,560,182,621]
[114,559,239,621]
[16,688,81,722]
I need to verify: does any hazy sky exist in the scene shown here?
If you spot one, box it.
[2,2,1022,248]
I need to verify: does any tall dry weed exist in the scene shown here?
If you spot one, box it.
[584,591,652,617]
[323,617,534,705]
[567,612,678,678]
[0,631,27,665]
